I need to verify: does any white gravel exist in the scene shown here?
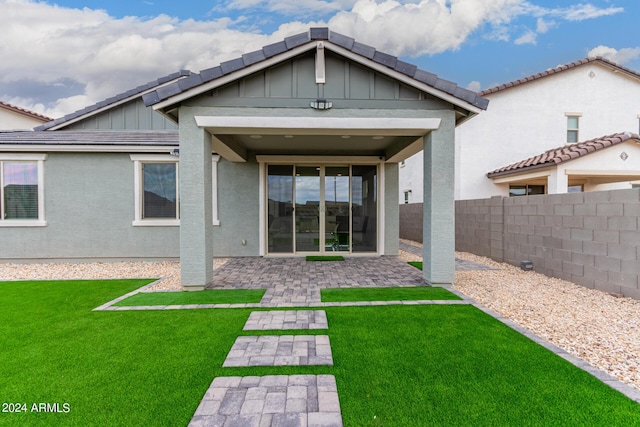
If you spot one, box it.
[2,247,639,392]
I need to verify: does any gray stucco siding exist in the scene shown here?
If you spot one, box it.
[384,162,400,255]
[66,98,178,130]
[192,52,445,109]
[213,158,261,257]
[0,152,179,262]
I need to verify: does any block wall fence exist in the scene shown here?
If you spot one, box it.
[399,188,640,300]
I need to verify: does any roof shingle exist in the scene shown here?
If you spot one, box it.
[35,70,191,131]
[0,101,52,122]
[142,28,489,111]
[487,132,640,178]
[480,57,640,96]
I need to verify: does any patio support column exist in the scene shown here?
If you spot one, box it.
[547,168,569,194]
[422,111,456,285]
[179,108,214,289]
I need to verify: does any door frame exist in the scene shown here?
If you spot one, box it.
[258,155,385,256]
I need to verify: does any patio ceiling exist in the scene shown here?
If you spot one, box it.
[196,115,441,163]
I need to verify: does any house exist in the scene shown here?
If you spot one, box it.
[0,28,488,288]
[399,57,640,202]
[0,101,52,130]
[487,132,640,191]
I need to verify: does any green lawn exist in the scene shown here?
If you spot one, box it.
[321,286,461,302]
[114,289,265,306]
[306,255,345,261]
[408,261,423,270]
[1,280,639,426]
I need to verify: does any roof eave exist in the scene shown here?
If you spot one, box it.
[149,37,488,117]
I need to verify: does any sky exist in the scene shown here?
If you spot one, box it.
[1,0,639,119]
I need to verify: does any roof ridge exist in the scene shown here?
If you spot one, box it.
[142,27,488,111]
[479,57,640,96]
[0,101,52,121]
[487,132,640,177]
[35,70,192,131]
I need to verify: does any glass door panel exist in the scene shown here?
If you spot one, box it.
[295,166,320,252]
[352,165,377,252]
[267,165,294,253]
[324,166,350,252]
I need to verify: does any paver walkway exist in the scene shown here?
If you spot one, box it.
[189,375,342,427]
[223,335,334,367]
[244,310,328,330]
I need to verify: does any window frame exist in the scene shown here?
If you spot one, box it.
[130,154,220,227]
[566,113,581,143]
[509,184,545,197]
[0,153,47,227]
[131,154,180,226]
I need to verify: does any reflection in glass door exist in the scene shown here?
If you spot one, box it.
[295,166,320,252]
[324,167,350,252]
[267,164,377,254]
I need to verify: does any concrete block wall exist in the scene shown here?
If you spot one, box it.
[399,202,424,243]
[454,188,640,300]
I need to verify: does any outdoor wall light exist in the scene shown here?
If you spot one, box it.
[310,99,332,110]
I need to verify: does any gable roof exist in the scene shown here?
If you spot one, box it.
[35,70,191,131]
[487,132,640,178]
[480,57,640,96]
[142,27,489,113]
[0,101,52,122]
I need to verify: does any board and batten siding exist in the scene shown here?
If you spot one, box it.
[65,98,178,131]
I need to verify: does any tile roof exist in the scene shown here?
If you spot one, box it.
[487,132,640,178]
[35,71,192,131]
[142,28,489,111]
[0,101,52,122]
[480,57,640,96]
[0,130,178,146]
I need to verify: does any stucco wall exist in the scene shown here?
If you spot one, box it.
[0,152,180,262]
[213,158,260,257]
[399,62,640,202]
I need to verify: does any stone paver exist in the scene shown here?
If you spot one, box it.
[244,310,328,330]
[223,335,333,367]
[189,375,342,427]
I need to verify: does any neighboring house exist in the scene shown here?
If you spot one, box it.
[487,132,640,192]
[0,28,488,288]
[0,101,52,130]
[399,57,640,202]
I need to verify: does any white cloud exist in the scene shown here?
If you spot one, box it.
[466,81,481,92]
[327,0,523,57]
[514,29,537,45]
[535,17,555,33]
[0,0,629,117]
[588,45,640,65]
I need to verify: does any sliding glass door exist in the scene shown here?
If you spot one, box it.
[267,164,377,254]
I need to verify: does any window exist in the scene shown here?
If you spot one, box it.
[568,184,583,193]
[131,155,179,226]
[566,114,580,143]
[130,154,220,226]
[403,190,410,204]
[0,154,46,226]
[509,184,545,197]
